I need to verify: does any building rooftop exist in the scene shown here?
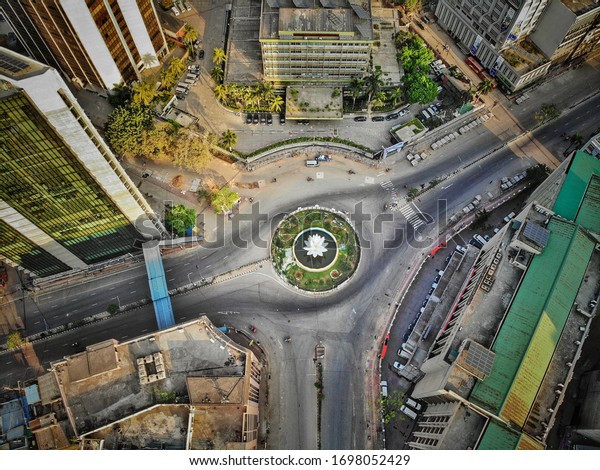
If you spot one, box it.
[477,421,544,450]
[470,218,596,427]
[52,318,247,436]
[0,47,47,80]
[553,150,600,233]
[561,0,600,15]
[260,0,373,40]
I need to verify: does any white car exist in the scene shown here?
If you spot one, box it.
[399,108,410,116]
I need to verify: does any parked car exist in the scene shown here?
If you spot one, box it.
[246,114,252,124]
[297,120,310,125]
[171,6,180,16]
[198,49,205,59]
[372,116,385,122]
[266,114,273,125]
[252,113,259,124]
[415,20,426,30]
[385,113,399,121]
[316,154,331,162]
[279,114,286,124]
[354,116,367,122]
[260,114,267,125]
[398,108,410,116]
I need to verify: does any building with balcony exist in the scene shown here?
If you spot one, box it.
[434,0,600,92]
[0,0,168,91]
[0,48,166,278]
[259,0,373,87]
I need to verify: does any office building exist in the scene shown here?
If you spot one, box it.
[403,150,600,449]
[0,0,168,90]
[259,0,373,87]
[0,48,166,278]
[434,0,600,91]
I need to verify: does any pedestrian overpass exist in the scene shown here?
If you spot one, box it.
[142,242,175,330]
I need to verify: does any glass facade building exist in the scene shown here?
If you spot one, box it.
[0,90,142,272]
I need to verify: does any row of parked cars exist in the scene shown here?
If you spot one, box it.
[245,113,285,125]
[170,0,191,16]
[354,108,410,122]
[175,65,201,100]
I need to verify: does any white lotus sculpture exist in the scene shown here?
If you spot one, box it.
[303,234,329,258]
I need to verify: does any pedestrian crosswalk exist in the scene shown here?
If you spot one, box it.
[380,180,394,190]
[398,203,425,229]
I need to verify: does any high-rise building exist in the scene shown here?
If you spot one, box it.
[259,0,373,87]
[435,0,600,92]
[0,48,167,278]
[0,0,168,91]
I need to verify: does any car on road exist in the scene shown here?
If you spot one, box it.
[415,20,426,30]
[398,108,410,116]
[297,120,310,125]
[372,116,385,122]
[354,116,367,122]
[316,154,331,162]
[380,381,388,397]
[246,114,252,124]
[252,113,259,124]
[280,114,286,124]
[198,49,205,59]
[266,114,273,125]
[385,113,399,121]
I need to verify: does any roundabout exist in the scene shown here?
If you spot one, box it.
[271,207,360,292]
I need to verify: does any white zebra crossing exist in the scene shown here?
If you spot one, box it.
[398,203,425,229]
[380,180,394,190]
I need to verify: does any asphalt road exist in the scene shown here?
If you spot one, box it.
[1,90,599,451]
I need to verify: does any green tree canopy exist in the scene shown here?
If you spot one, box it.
[210,186,239,214]
[105,104,154,156]
[212,48,227,66]
[182,24,198,47]
[400,44,434,74]
[405,72,438,104]
[165,205,197,236]
[219,130,237,150]
[6,331,26,349]
[131,80,158,107]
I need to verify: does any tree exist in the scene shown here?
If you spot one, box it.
[182,24,199,47]
[210,186,239,214]
[407,187,420,199]
[348,78,364,108]
[214,84,228,103]
[379,390,406,425]
[365,67,384,104]
[371,91,387,109]
[165,205,197,236]
[401,0,422,16]
[219,130,237,150]
[107,303,119,315]
[268,94,284,112]
[405,73,438,104]
[131,80,158,107]
[565,132,584,154]
[6,330,26,350]
[171,129,215,172]
[169,57,186,77]
[105,104,154,156]
[389,87,403,106]
[475,79,494,100]
[400,44,434,74]
[211,66,224,83]
[108,83,132,107]
[212,47,227,66]
[526,164,550,185]
[141,53,157,69]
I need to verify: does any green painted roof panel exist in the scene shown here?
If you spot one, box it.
[469,219,594,421]
[574,174,600,234]
[553,150,600,226]
[477,421,520,450]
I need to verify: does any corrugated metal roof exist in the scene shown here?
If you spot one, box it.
[469,219,595,424]
[553,150,600,228]
[477,421,520,450]
[575,174,600,234]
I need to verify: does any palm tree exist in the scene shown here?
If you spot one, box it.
[214,84,228,103]
[365,67,383,104]
[219,130,237,151]
[268,94,284,113]
[389,87,403,106]
[211,66,224,83]
[131,80,157,107]
[182,24,198,47]
[475,79,494,101]
[169,57,186,77]
[348,78,364,109]
[371,91,387,109]
[141,53,157,69]
[212,48,227,66]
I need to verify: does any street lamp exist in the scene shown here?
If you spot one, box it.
[187,273,193,286]
[116,296,121,308]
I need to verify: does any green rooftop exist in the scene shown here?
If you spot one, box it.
[477,421,544,450]
[470,218,595,427]
[553,150,600,233]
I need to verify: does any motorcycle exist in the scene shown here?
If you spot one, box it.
[307,177,313,181]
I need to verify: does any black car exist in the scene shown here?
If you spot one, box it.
[266,114,273,125]
[279,114,286,124]
[246,114,252,124]
[260,114,267,125]
[198,49,205,59]
[415,20,426,30]
[372,116,385,122]
[297,120,309,125]
[252,113,259,124]
[354,116,367,122]
[385,113,399,121]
